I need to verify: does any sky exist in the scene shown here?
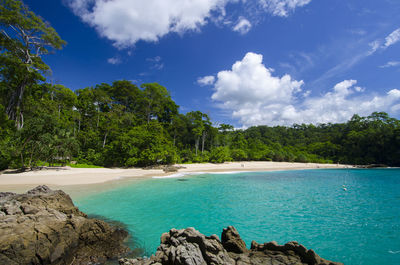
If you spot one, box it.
[23,0,400,127]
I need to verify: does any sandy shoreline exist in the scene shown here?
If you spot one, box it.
[0,161,352,192]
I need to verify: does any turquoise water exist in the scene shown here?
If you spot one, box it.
[74,169,400,265]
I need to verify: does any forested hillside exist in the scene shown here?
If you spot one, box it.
[1,0,400,170]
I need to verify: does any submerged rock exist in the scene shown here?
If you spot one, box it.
[119,226,342,265]
[0,185,129,265]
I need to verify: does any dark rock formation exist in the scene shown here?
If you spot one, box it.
[119,226,342,265]
[0,185,129,265]
[221,226,247,254]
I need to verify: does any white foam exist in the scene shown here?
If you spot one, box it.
[209,171,249,174]
[389,250,400,254]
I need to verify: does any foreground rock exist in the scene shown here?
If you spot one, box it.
[120,226,342,265]
[0,185,129,265]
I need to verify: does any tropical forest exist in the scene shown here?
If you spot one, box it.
[1,0,400,171]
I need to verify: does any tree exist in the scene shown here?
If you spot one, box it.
[0,104,15,169]
[186,111,211,155]
[0,0,65,128]
[209,147,231,163]
[52,84,77,120]
[141,83,178,124]
[104,123,177,167]
[107,80,142,114]
[218,123,234,147]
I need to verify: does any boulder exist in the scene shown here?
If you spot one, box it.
[120,226,342,265]
[0,185,129,265]
[221,226,247,254]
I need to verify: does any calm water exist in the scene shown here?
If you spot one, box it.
[74,169,400,265]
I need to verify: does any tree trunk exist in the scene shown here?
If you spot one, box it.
[20,152,25,170]
[195,137,199,156]
[103,131,108,148]
[147,101,152,124]
[201,131,207,154]
[6,75,27,129]
[6,89,18,121]
[17,111,24,130]
[97,107,100,128]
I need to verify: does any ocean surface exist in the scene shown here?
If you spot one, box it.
[73,169,400,265]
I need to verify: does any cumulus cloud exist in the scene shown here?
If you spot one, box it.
[66,0,228,47]
[197,75,216,86]
[66,0,312,47]
[233,17,252,35]
[210,52,400,126]
[380,61,400,68]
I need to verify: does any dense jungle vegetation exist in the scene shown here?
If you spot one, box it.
[1,0,400,170]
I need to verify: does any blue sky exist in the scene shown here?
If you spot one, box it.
[23,0,400,127]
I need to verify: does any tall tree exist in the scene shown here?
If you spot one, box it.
[0,0,65,128]
[186,111,211,155]
[141,83,178,124]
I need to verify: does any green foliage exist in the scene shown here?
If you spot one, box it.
[230,149,248,161]
[0,104,15,170]
[76,149,103,166]
[1,0,65,124]
[68,163,103,168]
[104,123,177,167]
[12,109,78,169]
[209,147,232,163]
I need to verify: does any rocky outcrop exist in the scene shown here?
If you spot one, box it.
[0,185,129,265]
[119,226,342,265]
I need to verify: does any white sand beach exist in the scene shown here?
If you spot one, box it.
[0,162,351,191]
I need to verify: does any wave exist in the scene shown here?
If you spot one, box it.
[389,250,400,254]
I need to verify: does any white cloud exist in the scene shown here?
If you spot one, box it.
[67,0,228,47]
[259,0,312,17]
[368,28,400,56]
[67,0,312,47]
[349,29,367,36]
[384,28,400,48]
[354,86,365,92]
[107,57,121,64]
[147,56,161,63]
[197,75,216,86]
[147,56,164,70]
[210,52,400,126]
[368,40,381,55]
[303,90,311,97]
[233,17,252,35]
[380,61,400,68]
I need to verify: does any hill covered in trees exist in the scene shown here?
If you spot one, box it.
[1,0,400,170]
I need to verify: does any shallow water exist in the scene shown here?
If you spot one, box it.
[74,169,400,265]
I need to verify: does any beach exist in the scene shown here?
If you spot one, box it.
[0,161,351,191]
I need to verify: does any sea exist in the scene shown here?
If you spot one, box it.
[73,168,400,265]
